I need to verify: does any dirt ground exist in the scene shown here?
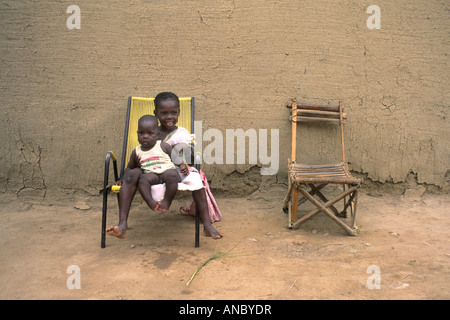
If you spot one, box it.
[0,184,449,300]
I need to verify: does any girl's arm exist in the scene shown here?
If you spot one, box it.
[161,142,190,175]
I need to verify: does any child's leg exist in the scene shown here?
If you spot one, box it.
[192,188,224,239]
[138,172,161,211]
[107,167,142,238]
[157,169,181,212]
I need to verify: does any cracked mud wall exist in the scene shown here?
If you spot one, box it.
[0,0,448,199]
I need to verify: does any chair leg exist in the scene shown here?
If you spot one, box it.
[102,151,119,248]
[309,184,339,216]
[290,189,348,229]
[341,189,357,217]
[195,207,200,248]
[283,179,294,214]
[101,189,108,248]
[342,184,347,214]
[350,190,359,229]
[289,188,300,228]
[298,187,357,236]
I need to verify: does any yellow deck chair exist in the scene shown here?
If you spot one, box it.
[283,98,362,235]
[101,96,200,248]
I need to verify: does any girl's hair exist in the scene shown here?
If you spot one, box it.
[154,92,179,110]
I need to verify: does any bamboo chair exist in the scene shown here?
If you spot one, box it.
[283,98,362,235]
[101,96,201,248]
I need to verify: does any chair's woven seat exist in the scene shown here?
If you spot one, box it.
[288,162,362,185]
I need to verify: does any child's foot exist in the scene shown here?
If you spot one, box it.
[147,199,159,211]
[203,225,224,239]
[157,200,171,212]
[106,226,126,239]
[179,204,195,217]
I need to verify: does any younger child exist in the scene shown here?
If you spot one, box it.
[106,115,183,239]
[133,114,182,212]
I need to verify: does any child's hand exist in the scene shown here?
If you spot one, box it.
[115,180,123,186]
[179,163,189,176]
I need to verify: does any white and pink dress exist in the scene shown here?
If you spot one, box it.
[150,127,222,222]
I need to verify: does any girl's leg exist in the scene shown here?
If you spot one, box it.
[192,188,224,239]
[107,167,142,238]
[138,172,160,211]
[158,169,181,212]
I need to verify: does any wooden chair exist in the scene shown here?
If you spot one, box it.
[101,96,201,248]
[283,98,362,235]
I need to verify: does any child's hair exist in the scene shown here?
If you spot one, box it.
[154,92,180,111]
[138,114,159,127]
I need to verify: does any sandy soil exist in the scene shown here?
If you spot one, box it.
[0,184,449,300]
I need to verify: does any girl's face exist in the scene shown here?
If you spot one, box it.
[154,99,179,130]
[137,120,158,151]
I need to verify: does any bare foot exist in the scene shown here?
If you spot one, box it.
[203,225,224,239]
[106,226,126,239]
[157,200,171,212]
[147,199,159,211]
[179,204,195,217]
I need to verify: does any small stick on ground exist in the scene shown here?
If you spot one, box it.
[186,243,239,287]
[287,274,301,292]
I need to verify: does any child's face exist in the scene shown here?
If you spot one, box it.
[137,120,158,150]
[154,99,179,130]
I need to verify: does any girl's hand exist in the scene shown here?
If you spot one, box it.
[179,163,190,176]
[115,180,123,186]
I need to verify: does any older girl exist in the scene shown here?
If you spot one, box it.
[154,92,223,239]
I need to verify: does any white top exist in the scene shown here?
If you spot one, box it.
[135,141,175,174]
[149,126,203,201]
[163,127,193,147]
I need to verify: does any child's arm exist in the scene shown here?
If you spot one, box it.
[173,143,191,175]
[161,142,189,175]
[115,150,139,185]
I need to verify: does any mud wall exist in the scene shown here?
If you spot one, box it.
[0,0,448,199]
